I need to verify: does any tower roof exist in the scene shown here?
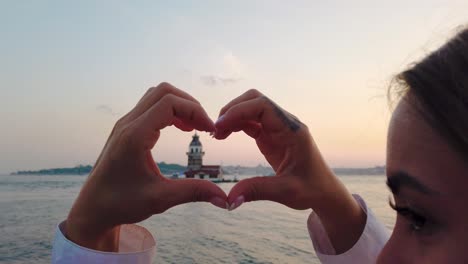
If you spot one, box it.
[190,133,202,147]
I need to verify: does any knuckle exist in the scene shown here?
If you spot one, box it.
[116,123,137,148]
[160,93,176,105]
[157,82,173,93]
[219,106,227,115]
[246,178,263,201]
[158,81,169,87]
[113,116,128,133]
[247,88,262,97]
[259,96,272,109]
[259,95,270,103]
[193,98,202,106]
[145,87,155,95]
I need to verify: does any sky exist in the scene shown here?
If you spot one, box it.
[1,1,468,174]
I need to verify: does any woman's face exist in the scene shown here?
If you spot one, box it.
[378,96,468,263]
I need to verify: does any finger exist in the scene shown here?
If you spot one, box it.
[218,89,263,117]
[172,117,194,132]
[127,94,214,150]
[215,97,302,139]
[146,151,161,175]
[138,93,215,133]
[161,179,228,210]
[130,82,200,120]
[227,176,292,210]
[215,121,262,140]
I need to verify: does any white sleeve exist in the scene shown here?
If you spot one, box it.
[51,221,156,264]
[307,194,390,264]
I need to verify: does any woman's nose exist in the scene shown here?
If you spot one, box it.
[376,234,407,264]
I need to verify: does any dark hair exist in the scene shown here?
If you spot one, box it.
[392,26,468,160]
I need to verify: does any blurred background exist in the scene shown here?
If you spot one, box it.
[1,1,468,173]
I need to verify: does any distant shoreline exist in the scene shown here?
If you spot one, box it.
[11,164,385,176]
[11,162,186,176]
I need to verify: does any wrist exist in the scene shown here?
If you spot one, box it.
[302,148,342,210]
[307,171,367,254]
[65,177,120,251]
[65,212,121,252]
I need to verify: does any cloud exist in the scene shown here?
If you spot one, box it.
[200,75,242,86]
[223,52,244,76]
[96,105,118,116]
[199,52,245,86]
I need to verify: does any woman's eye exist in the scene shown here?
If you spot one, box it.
[405,210,426,232]
[389,199,429,234]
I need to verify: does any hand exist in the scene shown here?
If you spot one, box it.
[214,89,333,210]
[66,83,227,251]
[215,89,366,253]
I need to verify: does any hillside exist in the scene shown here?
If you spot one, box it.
[12,162,186,176]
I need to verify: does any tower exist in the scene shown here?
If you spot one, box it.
[186,133,204,170]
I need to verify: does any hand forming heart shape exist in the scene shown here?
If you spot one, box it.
[64,82,348,251]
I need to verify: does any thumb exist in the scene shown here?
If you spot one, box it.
[162,179,228,210]
[227,176,292,210]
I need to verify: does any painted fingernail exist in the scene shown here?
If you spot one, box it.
[228,195,245,211]
[210,197,228,209]
[215,115,225,125]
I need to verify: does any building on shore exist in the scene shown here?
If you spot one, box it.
[184,133,223,181]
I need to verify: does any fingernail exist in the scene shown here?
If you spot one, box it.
[215,114,225,125]
[210,197,228,209]
[228,195,245,211]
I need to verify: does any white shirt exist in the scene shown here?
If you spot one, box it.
[51,222,156,263]
[51,195,389,263]
[307,195,390,263]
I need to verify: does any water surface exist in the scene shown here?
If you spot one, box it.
[0,174,395,263]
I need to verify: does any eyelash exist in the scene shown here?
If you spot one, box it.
[389,199,427,233]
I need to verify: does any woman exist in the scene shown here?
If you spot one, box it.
[52,27,468,263]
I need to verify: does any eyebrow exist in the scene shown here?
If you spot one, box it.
[386,171,439,195]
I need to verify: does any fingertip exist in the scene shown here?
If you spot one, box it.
[214,115,230,133]
[192,119,215,133]
[214,130,231,140]
[209,197,229,210]
[228,176,285,205]
[215,114,225,125]
[199,112,215,132]
[166,178,227,206]
[202,180,228,201]
[227,182,247,204]
[228,195,245,211]
[205,122,216,132]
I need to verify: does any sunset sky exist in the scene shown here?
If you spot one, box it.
[1,1,468,173]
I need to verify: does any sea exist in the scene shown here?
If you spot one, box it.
[0,174,395,264]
